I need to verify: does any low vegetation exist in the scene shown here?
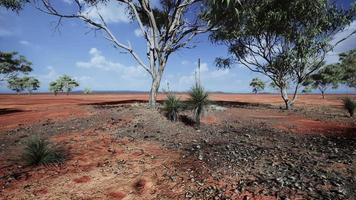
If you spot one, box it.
[49,75,79,95]
[188,84,209,127]
[7,76,40,94]
[343,97,356,117]
[83,87,92,94]
[22,136,65,166]
[163,93,182,122]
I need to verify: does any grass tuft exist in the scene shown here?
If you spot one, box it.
[163,93,182,121]
[22,136,65,166]
[343,97,356,117]
[188,84,209,127]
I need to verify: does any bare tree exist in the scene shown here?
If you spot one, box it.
[33,0,211,107]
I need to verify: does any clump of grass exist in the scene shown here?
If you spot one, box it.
[188,84,209,127]
[163,93,182,121]
[22,136,65,166]
[343,97,356,117]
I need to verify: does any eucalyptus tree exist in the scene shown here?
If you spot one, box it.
[0,51,32,82]
[303,64,341,99]
[338,49,356,88]
[22,76,40,94]
[249,77,265,94]
[7,76,25,94]
[49,75,79,95]
[7,76,40,94]
[49,81,62,96]
[33,0,213,107]
[207,0,354,109]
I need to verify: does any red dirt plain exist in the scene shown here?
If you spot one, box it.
[0,93,355,133]
[0,93,355,199]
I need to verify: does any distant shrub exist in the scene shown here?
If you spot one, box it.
[163,93,182,121]
[188,84,209,127]
[22,136,65,166]
[343,97,356,117]
[83,87,92,94]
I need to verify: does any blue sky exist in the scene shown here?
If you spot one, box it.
[0,0,355,93]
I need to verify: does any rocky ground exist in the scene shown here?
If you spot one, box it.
[0,100,355,199]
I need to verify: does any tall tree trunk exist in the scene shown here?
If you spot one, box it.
[148,74,162,108]
[280,87,290,110]
[289,82,300,108]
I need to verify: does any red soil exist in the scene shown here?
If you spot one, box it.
[1,93,354,133]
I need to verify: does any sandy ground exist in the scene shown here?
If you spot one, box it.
[0,93,355,200]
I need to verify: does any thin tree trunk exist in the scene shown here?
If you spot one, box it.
[280,87,290,110]
[289,82,300,108]
[321,91,325,99]
[149,75,161,108]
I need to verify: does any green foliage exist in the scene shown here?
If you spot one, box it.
[49,81,62,95]
[338,49,356,88]
[206,0,354,109]
[301,86,312,94]
[22,136,65,166]
[303,64,341,98]
[163,93,182,122]
[0,51,32,82]
[22,76,40,94]
[7,76,24,94]
[0,0,28,12]
[188,84,209,127]
[249,78,265,94]
[342,97,356,117]
[49,75,79,95]
[83,87,92,94]
[7,76,39,94]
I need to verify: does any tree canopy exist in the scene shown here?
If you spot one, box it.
[7,76,40,94]
[206,0,355,109]
[338,49,356,88]
[0,51,32,82]
[49,75,79,95]
[249,78,265,94]
[0,0,28,12]
[303,64,341,98]
[34,0,212,107]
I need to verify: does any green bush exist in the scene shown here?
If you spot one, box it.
[188,84,209,127]
[343,97,356,117]
[163,93,182,121]
[22,136,65,166]
[83,87,92,94]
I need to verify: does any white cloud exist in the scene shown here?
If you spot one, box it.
[162,62,238,91]
[181,60,191,65]
[19,40,30,45]
[62,0,72,4]
[76,48,148,80]
[134,28,144,37]
[83,1,130,24]
[0,29,12,37]
[38,66,58,80]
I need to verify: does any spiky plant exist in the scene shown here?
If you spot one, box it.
[22,136,65,166]
[188,84,209,127]
[163,93,182,121]
[343,97,356,117]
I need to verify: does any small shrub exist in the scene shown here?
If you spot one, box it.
[343,97,356,117]
[188,84,209,127]
[83,87,92,94]
[22,136,65,166]
[163,93,182,121]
